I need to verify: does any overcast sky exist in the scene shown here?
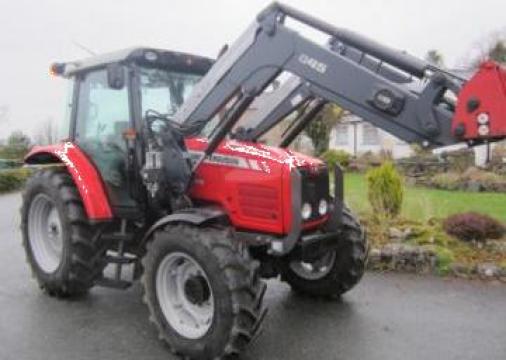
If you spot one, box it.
[0,0,505,139]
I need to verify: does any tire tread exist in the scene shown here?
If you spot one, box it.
[141,224,267,359]
[21,168,106,297]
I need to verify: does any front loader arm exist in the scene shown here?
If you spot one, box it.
[237,76,311,141]
[177,1,506,155]
[234,38,429,145]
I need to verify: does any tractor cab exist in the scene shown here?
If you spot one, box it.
[50,48,213,215]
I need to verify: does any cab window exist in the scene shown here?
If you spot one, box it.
[75,69,130,147]
[139,67,201,117]
[56,79,75,142]
[74,68,134,208]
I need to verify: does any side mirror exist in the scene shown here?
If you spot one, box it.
[106,63,125,89]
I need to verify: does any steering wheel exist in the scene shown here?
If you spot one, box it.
[144,109,187,135]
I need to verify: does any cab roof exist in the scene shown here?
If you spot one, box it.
[61,47,214,77]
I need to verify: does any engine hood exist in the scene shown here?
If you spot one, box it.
[185,137,324,171]
[185,137,327,235]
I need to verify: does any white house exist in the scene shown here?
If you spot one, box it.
[329,113,505,166]
[329,113,413,159]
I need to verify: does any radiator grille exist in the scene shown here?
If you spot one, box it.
[237,184,280,220]
[299,167,330,221]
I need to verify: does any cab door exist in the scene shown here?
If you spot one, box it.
[73,67,137,211]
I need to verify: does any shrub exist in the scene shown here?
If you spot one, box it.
[443,212,505,242]
[357,151,382,167]
[366,162,404,218]
[397,148,474,179]
[447,149,475,173]
[429,167,506,192]
[348,151,385,173]
[433,246,455,275]
[430,172,463,190]
[489,144,506,175]
[320,149,351,172]
[0,159,22,170]
[462,167,506,192]
[0,168,32,193]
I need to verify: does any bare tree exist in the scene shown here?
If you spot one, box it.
[305,104,345,155]
[7,131,31,148]
[424,49,445,68]
[488,41,506,63]
[33,117,58,145]
[0,106,9,145]
[457,30,506,69]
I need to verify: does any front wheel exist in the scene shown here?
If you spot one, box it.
[280,208,368,298]
[141,225,267,359]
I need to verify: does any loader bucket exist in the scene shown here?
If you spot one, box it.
[452,61,506,141]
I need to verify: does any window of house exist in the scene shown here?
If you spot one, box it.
[335,124,349,145]
[362,123,380,145]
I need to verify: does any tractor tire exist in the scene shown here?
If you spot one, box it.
[21,169,106,297]
[141,224,267,360]
[280,207,368,298]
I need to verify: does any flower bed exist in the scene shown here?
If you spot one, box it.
[364,215,506,281]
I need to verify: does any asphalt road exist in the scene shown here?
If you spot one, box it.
[1,191,505,360]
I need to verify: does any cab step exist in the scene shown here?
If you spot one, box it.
[95,277,132,290]
[100,232,136,244]
[105,255,137,265]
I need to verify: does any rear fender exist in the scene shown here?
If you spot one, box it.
[24,142,113,221]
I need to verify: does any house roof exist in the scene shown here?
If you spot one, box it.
[340,112,363,123]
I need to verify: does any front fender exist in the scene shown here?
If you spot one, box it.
[141,207,227,246]
[25,142,113,221]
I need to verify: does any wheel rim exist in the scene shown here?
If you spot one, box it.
[28,193,64,273]
[156,252,214,339]
[289,251,337,280]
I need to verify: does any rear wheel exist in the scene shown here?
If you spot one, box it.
[280,207,368,298]
[141,224,267,359]
[21,169,106,297]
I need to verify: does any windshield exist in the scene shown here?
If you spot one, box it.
[139,67,202,120]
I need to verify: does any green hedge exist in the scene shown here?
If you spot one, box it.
[0,159,22,170]
[0,168,32,193]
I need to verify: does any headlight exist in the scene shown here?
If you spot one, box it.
[301,203,312,220]
[318,199,328,216]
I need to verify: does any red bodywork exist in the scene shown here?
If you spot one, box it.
[452,61,506,140]
[25,143,113,220]
[25,139,325,235]
[186,138,325,235]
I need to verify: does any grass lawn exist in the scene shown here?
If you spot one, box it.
[344,173,506,223]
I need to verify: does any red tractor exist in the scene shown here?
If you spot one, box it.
[21,2,506,359]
